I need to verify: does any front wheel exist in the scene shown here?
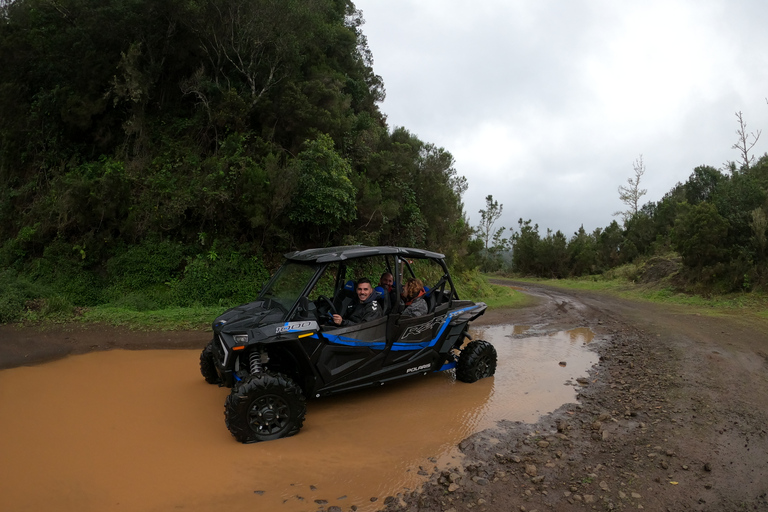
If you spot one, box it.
[224,372,307,443]
[456,340,497,383]
[200,341,220,384]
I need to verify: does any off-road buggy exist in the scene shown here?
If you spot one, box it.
[200,246,497,443]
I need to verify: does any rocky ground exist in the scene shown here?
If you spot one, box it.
[377,283,768,512]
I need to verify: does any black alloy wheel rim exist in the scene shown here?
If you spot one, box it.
[476,357,491,379]
[247,394,291,435]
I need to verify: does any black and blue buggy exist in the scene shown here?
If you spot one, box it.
[200,246,497,443]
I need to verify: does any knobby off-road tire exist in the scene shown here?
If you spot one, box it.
[456,340,497,383]
[200,341,221,384]
[225,371,307,443]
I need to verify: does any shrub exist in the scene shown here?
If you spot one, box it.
[172,251,270,307]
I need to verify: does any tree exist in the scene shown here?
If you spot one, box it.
[511,219,540,275]
[671,202,728,269]
[731,111,761,171]
[287,133,357,239]
[614,155,648,223]
[477,195,503,250]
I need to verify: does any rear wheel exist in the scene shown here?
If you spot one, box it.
[225,372,307,443]
[200,341,220,384]
[456,340,497,383]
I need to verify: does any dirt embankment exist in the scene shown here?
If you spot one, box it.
[381,283,768,512]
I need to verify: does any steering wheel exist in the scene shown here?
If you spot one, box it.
[315,295,337,322]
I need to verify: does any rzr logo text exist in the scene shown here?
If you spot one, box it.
[401,315,447,338]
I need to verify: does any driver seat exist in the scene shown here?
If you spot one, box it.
[333,280,357,313]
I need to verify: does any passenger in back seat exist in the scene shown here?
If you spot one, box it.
[401,278,428,318]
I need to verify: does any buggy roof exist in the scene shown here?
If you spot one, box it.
[284,245,445,263]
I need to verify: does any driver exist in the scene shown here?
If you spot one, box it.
[332,278,383,327]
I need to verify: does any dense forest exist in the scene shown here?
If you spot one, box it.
[2,0,767,324]
[0,0,471,320]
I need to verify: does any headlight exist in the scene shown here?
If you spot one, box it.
[233,334,248,344]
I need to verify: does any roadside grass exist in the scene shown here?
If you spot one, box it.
[492,275,768,319]
[77,305,225,331]
[454,271,533,310]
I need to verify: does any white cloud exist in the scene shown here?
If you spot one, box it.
[355,0,768,236]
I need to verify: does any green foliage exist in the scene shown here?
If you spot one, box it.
[172,250,270,307]
[25,241,105,306]
[288,133,357,231]
[0,270,44,323]
[671,202,729,269]
[0,0,489,324]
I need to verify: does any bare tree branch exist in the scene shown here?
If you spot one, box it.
[614,154,648,223]
[732,111,761,171]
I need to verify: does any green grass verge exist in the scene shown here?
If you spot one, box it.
[454,271,533,309]
[495,275,768,318]
[77,305,226,331]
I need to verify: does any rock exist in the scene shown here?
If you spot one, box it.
[631,492,642,499]
[525,465,538,477]
[448,483,460,493]
[559,361,567,366]
[471,476,488,486]
[599,481,609,491]
[704,462,712,471]
[584,494,595,503]
[327,507,342,512]
[531,475,545,484]
[537,440,550,448]
[591,421,602,430]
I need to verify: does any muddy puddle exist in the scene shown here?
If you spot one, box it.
[0,326,597,512]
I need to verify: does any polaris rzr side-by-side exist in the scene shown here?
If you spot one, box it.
[200,246,497,443]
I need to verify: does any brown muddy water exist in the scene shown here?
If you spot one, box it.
[0,325,597,512]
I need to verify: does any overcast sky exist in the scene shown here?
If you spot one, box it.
[353,0,768,238]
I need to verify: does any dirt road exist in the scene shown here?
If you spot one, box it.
[1,283,767,511]
[383,282,768,511]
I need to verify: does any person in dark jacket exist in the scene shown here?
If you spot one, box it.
[332,278,383,326]
[401,278,428,317]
